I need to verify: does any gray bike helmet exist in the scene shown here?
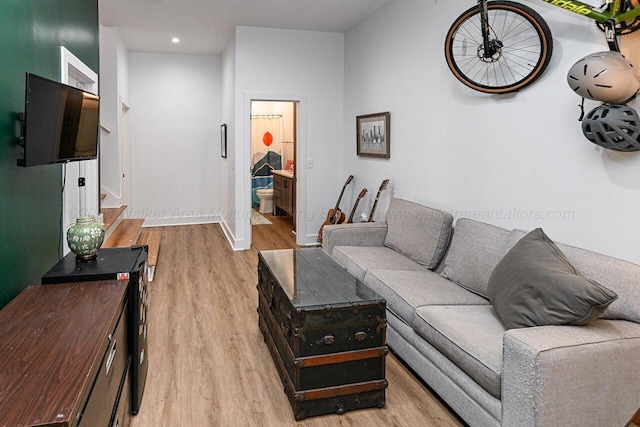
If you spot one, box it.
[567,51,639,104]
[582,104,640,151]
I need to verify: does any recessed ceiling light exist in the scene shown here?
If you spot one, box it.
[171,37,180,44]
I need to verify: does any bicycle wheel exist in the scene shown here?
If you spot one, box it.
[444,1,553,94]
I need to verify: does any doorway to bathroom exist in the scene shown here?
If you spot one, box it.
[250,100,298,244]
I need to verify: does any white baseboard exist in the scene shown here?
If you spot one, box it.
[218,217,246,251]
[141,215,220,227]
[300,233,322,247]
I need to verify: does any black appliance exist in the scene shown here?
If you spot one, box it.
[42,246,149,414]
[18,72,100,167]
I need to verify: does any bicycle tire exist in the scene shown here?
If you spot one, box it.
[444,1,553,94]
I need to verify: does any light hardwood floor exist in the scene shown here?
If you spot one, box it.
[131,213,465,427]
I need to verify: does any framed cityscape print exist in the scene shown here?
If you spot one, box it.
[356,112,390,158]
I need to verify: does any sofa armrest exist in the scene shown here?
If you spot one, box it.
[502,320,640,426]
[321,222,388,255]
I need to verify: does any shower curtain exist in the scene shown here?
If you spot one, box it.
[251,117,282,208]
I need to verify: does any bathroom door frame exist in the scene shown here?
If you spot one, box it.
[244,93,306,248]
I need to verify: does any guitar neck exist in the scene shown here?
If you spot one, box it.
[329,175,354,223]
[347,190,367,223]
[368,179,389,222]
[369,198,381,222]
[334,187,347,212]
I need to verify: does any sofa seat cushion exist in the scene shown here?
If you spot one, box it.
[362,269,490,324]
[412,305,506,399]
[384,199,454,270]
[332,246,425,281]
[441,219,512,298]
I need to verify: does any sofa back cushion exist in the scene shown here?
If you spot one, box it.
[555,242,640,323]
[384,199,453,270]
[440,219,511,298]
[508,229,640,323]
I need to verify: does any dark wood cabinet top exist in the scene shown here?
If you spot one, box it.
[0,280,128,427]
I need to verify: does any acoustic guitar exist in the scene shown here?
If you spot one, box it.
[317,175,354,243]
[627,406,640,427]
[367,179,390,222]
[347,188,368,223]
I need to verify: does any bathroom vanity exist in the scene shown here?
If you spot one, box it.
[273,170,295,218]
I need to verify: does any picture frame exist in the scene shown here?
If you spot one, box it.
[356,112,390,158]
[221,124,227,158]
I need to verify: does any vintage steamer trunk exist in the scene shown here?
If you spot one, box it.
[257,248,388,420]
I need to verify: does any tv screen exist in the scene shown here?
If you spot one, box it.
[18,73,99,167]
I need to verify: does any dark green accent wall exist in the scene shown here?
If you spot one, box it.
[0,1,99,308]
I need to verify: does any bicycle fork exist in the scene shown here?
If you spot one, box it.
[478,0,504,61]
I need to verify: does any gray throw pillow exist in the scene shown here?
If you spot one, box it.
[487,228,618,329]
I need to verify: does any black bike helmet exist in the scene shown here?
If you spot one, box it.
[582,104,640,151]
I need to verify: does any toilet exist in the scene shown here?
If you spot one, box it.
[256,189,274,214]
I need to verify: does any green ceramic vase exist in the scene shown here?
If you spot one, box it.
[67,215,105,260]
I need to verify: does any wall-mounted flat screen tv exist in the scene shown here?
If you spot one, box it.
[18,73,99,167]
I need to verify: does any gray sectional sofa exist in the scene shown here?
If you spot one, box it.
[322,198,640,427]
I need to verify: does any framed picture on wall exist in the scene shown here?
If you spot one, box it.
[356,112,390,158]
[221,124,227,158]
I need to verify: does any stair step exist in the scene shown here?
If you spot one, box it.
[102,206,128,233]
[137,229,161,282]
[103,219,144,249]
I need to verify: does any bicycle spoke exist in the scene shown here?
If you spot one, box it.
[454,18,484,46]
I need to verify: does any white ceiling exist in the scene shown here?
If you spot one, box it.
[99,0,393,55]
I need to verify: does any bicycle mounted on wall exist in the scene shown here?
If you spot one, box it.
[444,0,640,94]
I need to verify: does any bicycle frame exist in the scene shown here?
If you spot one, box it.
[477,0,640,52]
[539,0,640,24]
[477,0,640,25]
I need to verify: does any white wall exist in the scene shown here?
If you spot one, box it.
[231,27,345,248]
[220,32,237,244]
[129,53,222,226]
[99,26,130,208]
[344,0,640,264]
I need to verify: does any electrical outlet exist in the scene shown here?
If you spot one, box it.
[78,177,85,187]
[307,158,313,168]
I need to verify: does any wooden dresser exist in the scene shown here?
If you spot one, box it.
[0,280,131,427]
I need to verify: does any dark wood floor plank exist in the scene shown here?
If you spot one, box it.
[130,218,464,426]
